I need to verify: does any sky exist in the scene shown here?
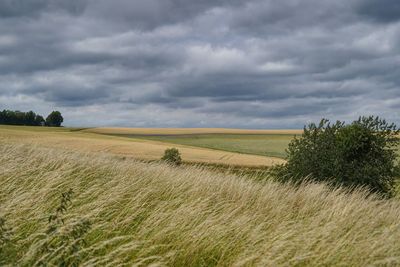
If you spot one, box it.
[0,0,399,128]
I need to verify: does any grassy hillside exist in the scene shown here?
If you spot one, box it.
[1,143,400,266]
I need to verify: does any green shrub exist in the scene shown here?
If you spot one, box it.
[274,116,400,195]
[162,148,182,166]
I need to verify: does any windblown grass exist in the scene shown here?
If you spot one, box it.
[1,143,400,266]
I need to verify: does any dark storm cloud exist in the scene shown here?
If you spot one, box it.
[84,0,244,30]
[356,0,400,23]
[43,87,110,106]
[201,97,349,119]
[0,0,86,18]
[227,1,352,34]
[0,0,399,127]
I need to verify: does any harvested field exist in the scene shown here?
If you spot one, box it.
[85,127,301,159]
[0,126,285,166]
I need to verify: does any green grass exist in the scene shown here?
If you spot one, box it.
[107,134,295,159]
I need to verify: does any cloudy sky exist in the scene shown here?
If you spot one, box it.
[0,0,399,128]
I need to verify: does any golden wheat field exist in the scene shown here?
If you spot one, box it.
[1,142,400,266]
[0,126,285,166]
[85,127,303,135]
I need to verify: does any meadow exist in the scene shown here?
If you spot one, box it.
[2,126,400,266]
[2,142,400,266]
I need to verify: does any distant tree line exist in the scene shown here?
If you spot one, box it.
[0,110,64,127]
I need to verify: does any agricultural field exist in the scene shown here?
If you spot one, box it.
[85,128,302,159]
[0,126,286,166]
[85,127,302,135]
[106,134,294,158]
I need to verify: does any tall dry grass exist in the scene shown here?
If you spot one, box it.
[1,143,400,266]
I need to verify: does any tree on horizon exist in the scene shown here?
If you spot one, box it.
[45,111,64,127]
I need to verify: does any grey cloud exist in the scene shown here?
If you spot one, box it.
[84,0,244,31]
[202,97,349,119]
[356,0,400,23]
[0,0,399,128]
[44,88,110,106]
[0,0,86,18]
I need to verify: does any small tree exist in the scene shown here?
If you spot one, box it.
[161,148,182,166]
[46,111,63,127]
[275,116,400,195]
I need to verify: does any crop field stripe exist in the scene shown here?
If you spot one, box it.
[0,126,286,166]
[95,132,296,159]
[84,127,303,135]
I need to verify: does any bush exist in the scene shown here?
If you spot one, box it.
[162,148,182,166]
[274,116,400,195]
